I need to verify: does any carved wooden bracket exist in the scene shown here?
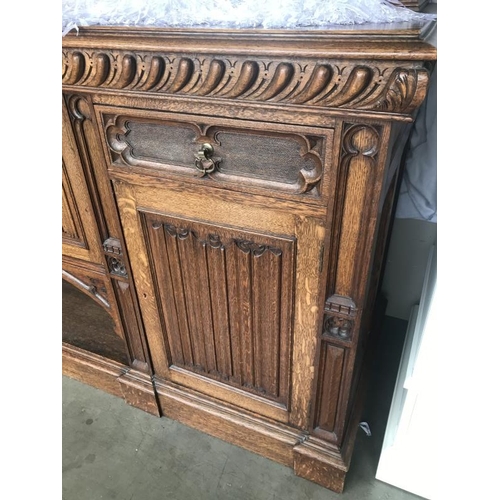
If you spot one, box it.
[103,237,128,278]
[322,295,357,342]
[324,294,357,317]
[62,49,429,114]
[103,236,123,255]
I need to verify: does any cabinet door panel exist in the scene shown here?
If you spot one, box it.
[62,97,103,264]
[114,179,326,426]
[142,212,295,406]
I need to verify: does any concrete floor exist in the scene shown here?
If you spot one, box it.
[62,317,423,500]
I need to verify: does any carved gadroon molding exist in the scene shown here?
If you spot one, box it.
[62,50,428,114]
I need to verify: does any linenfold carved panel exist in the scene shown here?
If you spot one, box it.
[142,212,296,407]
[103,113,325,195]
[62,49,429,114]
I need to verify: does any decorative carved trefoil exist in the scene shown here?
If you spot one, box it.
[323,316,353,341]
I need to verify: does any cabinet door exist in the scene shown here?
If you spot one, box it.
[62,97,103,264]
[113,178,326,427]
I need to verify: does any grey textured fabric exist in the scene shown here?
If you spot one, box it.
[395,66,437,222]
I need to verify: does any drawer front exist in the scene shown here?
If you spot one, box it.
[96,105,335,204]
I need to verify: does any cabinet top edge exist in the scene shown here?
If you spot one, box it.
[62,21,437,61]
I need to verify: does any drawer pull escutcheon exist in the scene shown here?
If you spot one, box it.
[194,143,221,177]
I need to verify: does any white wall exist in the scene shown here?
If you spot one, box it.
[381,218,437,320]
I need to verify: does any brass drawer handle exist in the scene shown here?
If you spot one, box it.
[194,143,221,177]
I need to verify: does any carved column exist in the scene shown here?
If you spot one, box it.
[311,121,392,443]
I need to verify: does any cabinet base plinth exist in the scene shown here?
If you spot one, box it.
[63,346,361,494]
[155,378,352,492]
[293,439,348,493]
[154,378,299,467]
[63,344,159,415]
[118,369,160,416]
[63,343,125,399]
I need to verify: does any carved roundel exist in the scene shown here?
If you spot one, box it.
[342,124,380,157]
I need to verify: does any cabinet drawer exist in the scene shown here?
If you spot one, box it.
[96,105,335,204]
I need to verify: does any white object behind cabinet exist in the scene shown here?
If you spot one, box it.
[376,245,437,499]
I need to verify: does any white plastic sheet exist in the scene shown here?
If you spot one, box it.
[62,0,435,36]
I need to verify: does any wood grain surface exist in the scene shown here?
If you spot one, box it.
[62,24,436,492]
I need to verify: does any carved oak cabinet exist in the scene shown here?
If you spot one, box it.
[62,23,436,493]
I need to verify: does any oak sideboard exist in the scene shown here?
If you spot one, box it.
[62,22,436,492]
